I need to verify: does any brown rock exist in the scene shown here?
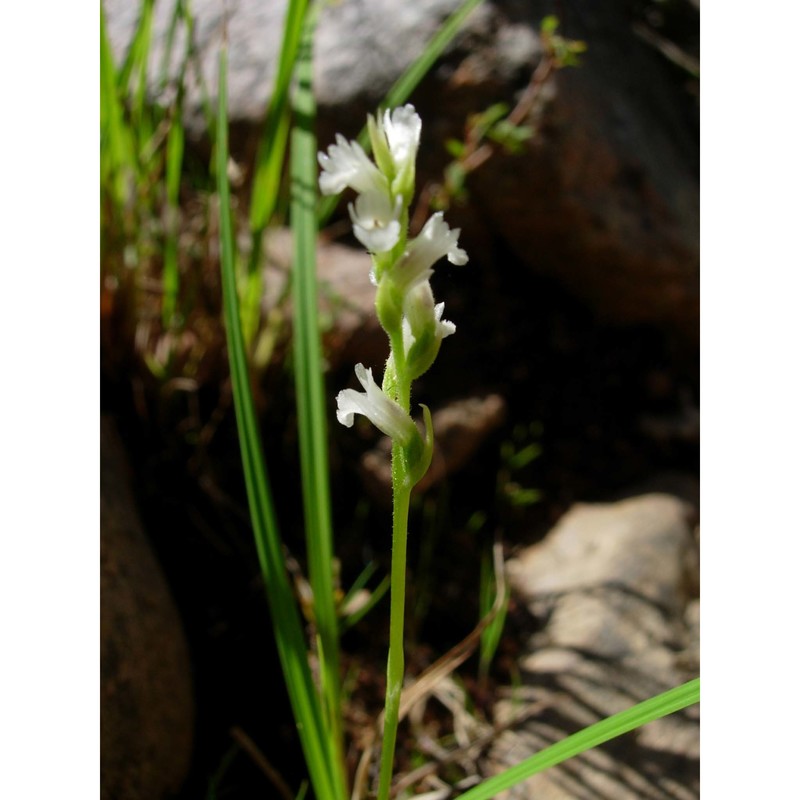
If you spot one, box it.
[359,393,507,506]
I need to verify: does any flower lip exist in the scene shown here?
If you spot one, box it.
[348,191,403,253]
[336,364,418,445]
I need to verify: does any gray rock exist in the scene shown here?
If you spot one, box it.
[487,493,699,799]
[103,0,474,133]
[101,417,194,800]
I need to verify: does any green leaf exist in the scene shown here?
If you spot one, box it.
[290,5,348,796]
[216,39,342,800]
[445,161,467,195]
[540,15,559,36]
[445,138,466,159]
[471,102,509,139]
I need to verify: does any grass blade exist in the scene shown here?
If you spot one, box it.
[382,0,484,112]
[216,39,338,800]
[457,678,700,800]
[289,4,347,796]
[318,0,485,224]
[478,545,510,681]
[162,90,185,326]
[242,0,309,345]
[250,0,307,233]
[100,4,135,208]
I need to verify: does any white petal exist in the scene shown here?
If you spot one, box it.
[434,302,456,338]
[318,134,386,196]
[336,364,417,445]
[382,105,421,171]
[393,212,467,290]
[336,389,367,427]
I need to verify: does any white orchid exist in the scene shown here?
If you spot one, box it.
[325,108,466,434]
[404,281,456,346]
[318,133,387,196]
[348,190,403,253]
[379,105,421,177]
[401,281,456,379]
[391,212,468,292]
[323,109,468,795]
[336,364,418,446]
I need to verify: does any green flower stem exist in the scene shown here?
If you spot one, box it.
[377,442,413,800]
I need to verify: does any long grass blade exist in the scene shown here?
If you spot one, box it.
[100,4,135,208]
[241,0,309,346]
[289,4,347,796]
[161,0,204,327]
[161,95,184,326]
[118,0,156,146]
[457,678,700,800]
[250,0,307,233]
[318,0,485,224]
[216,40,337,800]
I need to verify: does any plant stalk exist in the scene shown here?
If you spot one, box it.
[377,442,413,800]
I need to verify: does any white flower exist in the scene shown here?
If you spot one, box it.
[318,134,387,196]
[401,281,456,379]
[380,105,421,175]
[392,212,468,291]
[336,364,418,445]
[348,190,403,253]
[404,281,456,345]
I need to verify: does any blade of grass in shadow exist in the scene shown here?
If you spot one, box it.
[289,5,347,797]
[117,0,153,90]
[157,0,185,92]
[318,0,485,224]
[162,92,184,326]
[216,40,339,800]
[118,0,155,144]
[241,0,309,347]
[162,0,196,327]
[456,678,700,800]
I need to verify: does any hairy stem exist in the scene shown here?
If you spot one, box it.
[377,441,413,800]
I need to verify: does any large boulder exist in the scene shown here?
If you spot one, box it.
[487,493,700,799]
[101,417,194,799]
